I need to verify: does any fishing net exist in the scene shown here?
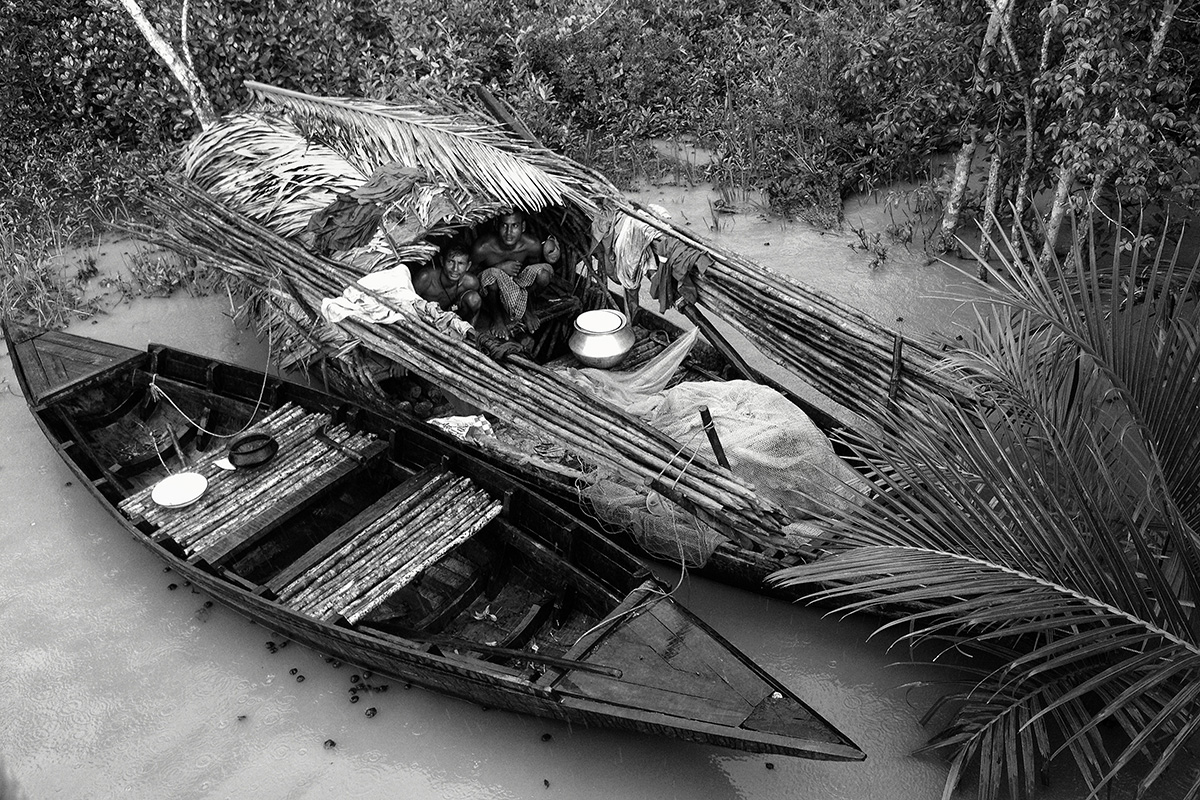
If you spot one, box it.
[646,380,866,519]
[572,362,865,567]
[580,475,728,568]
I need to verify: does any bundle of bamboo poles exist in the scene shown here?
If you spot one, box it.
[197,86,971,426]
[120,404,378,560]
[612,201,975,420]
[276,470,500,624]
[136,177,794,550]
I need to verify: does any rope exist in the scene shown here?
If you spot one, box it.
[147,327,275,439]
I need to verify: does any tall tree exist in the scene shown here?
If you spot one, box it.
[938,0,1013,252]
[116,0,216,128]
[1035,0,1193,267]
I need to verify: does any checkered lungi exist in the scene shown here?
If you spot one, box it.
[478,263,553,326]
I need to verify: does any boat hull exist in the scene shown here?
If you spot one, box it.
[5,321,865,762]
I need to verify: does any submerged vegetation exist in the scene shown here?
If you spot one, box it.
[774,213,1200,799]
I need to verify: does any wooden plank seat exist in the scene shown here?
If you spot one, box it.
[272,470,502,624]
[261,464,444,597]
[118,403,385,566]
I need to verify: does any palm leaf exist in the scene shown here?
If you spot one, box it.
[771,211,1200,799]
[782,546,1200,799]
[244,80,601,217]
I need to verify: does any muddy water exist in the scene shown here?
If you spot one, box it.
[0,198,1112,799]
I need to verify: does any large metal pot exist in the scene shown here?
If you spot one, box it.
[569,309,636,369]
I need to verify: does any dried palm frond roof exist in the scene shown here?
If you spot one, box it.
[188,82,972,423]
[242,81,606,223]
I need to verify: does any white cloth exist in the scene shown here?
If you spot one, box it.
[320,265,473,338]
[612,204,671,290]
[427,415,495,442]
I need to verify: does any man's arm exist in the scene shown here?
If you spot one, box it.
[472,236,523,277]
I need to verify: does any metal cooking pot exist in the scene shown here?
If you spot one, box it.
[228,433,279,468]
[569,309,635,369]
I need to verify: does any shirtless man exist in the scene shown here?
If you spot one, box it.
[469,209,561,334]
[412,246,481,320]
[470,209,559,289]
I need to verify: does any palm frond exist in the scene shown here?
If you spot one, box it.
[771,210,1200,798]
[781,546,1200,800]
[245,81,600,217]
[182,113,367,237]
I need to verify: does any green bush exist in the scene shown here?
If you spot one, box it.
[6,0,392,150]
[0,0,986,233]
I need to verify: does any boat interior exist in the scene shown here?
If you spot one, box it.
[45,351,644,675]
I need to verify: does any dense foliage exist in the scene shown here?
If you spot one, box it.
[9,0,1198,239]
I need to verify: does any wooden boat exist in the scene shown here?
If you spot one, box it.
[4,320,865,762]
[140,82,915,601]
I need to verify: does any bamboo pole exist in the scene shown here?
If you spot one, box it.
[286,479,474,613]
[342,502,501,623]
[274,469,452,601]
[140,180,797,541]
[323,492,495,619]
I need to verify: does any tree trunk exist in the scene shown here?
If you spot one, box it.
[1146,1,1181,77]
[1039,166,1074,270]
[1001,14,1046,246]
[977,142,1004,276]
[117,0,216,128]
[937,0,1011,247]
[938,132,978,253]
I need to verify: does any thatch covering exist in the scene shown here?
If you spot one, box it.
[138,81,975,559]
[191,82,972,420]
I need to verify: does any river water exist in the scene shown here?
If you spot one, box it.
[0,191,1120,799]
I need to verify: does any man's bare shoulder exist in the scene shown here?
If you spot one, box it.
[470,235,502,262]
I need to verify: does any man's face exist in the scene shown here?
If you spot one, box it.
[443,252,470,281]
[498,214,525,247]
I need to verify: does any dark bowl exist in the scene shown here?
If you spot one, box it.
[228,433,279,468]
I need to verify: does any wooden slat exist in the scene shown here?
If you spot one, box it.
[54,410,132,495]
[548,581,660,669]
[495,520,619,613]
[14,331,143,405]
[411,569,491,633]
[497,601,553,650]
[551,598,766,726]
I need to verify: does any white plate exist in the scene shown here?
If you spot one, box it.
[151,472,208,508]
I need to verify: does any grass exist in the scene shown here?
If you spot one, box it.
[0,127,213,328]
[0,217,104,328]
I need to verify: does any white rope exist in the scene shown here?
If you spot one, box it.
[148,327,275,439]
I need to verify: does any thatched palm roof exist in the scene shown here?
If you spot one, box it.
[146,80,977,553]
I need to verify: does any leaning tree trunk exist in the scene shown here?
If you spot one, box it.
[937,0,1011,249]
[938,132,978,253]
[118,0,216,128]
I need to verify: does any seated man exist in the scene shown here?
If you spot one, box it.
[470,208,560,334]
[412,246,482,321]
